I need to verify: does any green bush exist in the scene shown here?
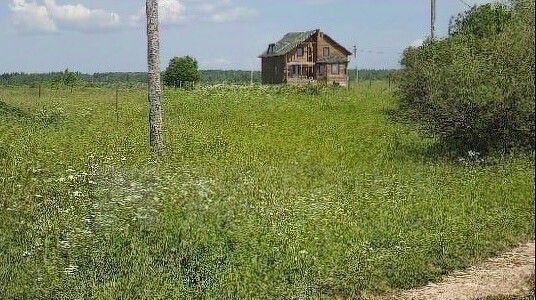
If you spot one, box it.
[397,0,535,155]
[163,56,201,88]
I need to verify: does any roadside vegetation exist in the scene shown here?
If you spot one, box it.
[0,83,533,298]
[396,0,535,155]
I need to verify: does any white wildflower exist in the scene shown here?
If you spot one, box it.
[64,265,78,275]
[59,240,70,249]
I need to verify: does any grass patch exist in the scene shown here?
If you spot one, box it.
[0,84,533,299]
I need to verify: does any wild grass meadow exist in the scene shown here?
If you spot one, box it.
[0,84,534,299]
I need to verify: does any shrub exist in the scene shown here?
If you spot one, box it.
[163,56,201,88]
[396,0,535,155]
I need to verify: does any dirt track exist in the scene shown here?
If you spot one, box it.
[381,241,535,300]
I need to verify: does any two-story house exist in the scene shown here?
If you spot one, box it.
[259,29,352,87]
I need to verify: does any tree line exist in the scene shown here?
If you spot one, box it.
[0,69,396,87]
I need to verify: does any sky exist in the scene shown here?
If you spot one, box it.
[0,0,495,73]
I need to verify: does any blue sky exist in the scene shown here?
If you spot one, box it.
[0,0,494,73]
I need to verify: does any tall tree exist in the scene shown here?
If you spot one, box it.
[146,0,164,155]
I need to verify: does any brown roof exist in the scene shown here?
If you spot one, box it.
[259,29,352,58]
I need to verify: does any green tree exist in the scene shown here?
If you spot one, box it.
[449,3,512,38]
[62,68,78,87]
[163,56,200,87]
[396,0,534,155]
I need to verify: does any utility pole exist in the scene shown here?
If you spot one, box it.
[431,0,436,41]
[353,45,359,84]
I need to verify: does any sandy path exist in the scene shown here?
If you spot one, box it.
[383,241,535,300]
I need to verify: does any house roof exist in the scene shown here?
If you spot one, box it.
[259,30,318,58]
[259,29,352,58]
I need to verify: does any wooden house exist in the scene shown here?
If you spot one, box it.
[259,29,352,86]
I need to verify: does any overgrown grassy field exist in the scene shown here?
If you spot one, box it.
[0,84,533,299]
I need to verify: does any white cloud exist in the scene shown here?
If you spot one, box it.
[10,0,57,33]
[10,0,121,33]
[160,0,186,24]
[44,0,121,31]
[130,0,258,27]
[209,7,258,23]
[9,0,258,34]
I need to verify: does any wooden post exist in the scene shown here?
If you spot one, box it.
[38,83,42,98]
[369,79,372,88]
[388,76,391,91]
[179,81,182,89]
[353,45,359,85]
[115,87,119,122]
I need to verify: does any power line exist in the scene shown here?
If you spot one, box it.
[358,49,403,55]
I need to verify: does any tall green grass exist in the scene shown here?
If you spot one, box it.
[0,84,533,299]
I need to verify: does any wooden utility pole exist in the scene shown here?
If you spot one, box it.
[431,0,436,41]
[250,70,254,85]
[353,45,359,84]
[146,0,164,155]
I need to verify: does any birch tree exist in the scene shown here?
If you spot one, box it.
[146,0,164,155]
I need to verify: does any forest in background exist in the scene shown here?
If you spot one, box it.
[0,69,396,87]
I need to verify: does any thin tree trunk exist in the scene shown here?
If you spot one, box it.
[146,0,164,155]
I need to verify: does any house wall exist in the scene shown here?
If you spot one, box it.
[316,32,348,60]
[286,36,317,65]
[261,56,286,84]
[326,63,349,87]
[316,32,349,86]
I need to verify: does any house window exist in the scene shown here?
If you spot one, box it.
[323,47,330,57]
[340,64,346,74]
[331,64,339,75]
[297,48,303,57]
[268,43,275,54]
[319,65,326,76]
